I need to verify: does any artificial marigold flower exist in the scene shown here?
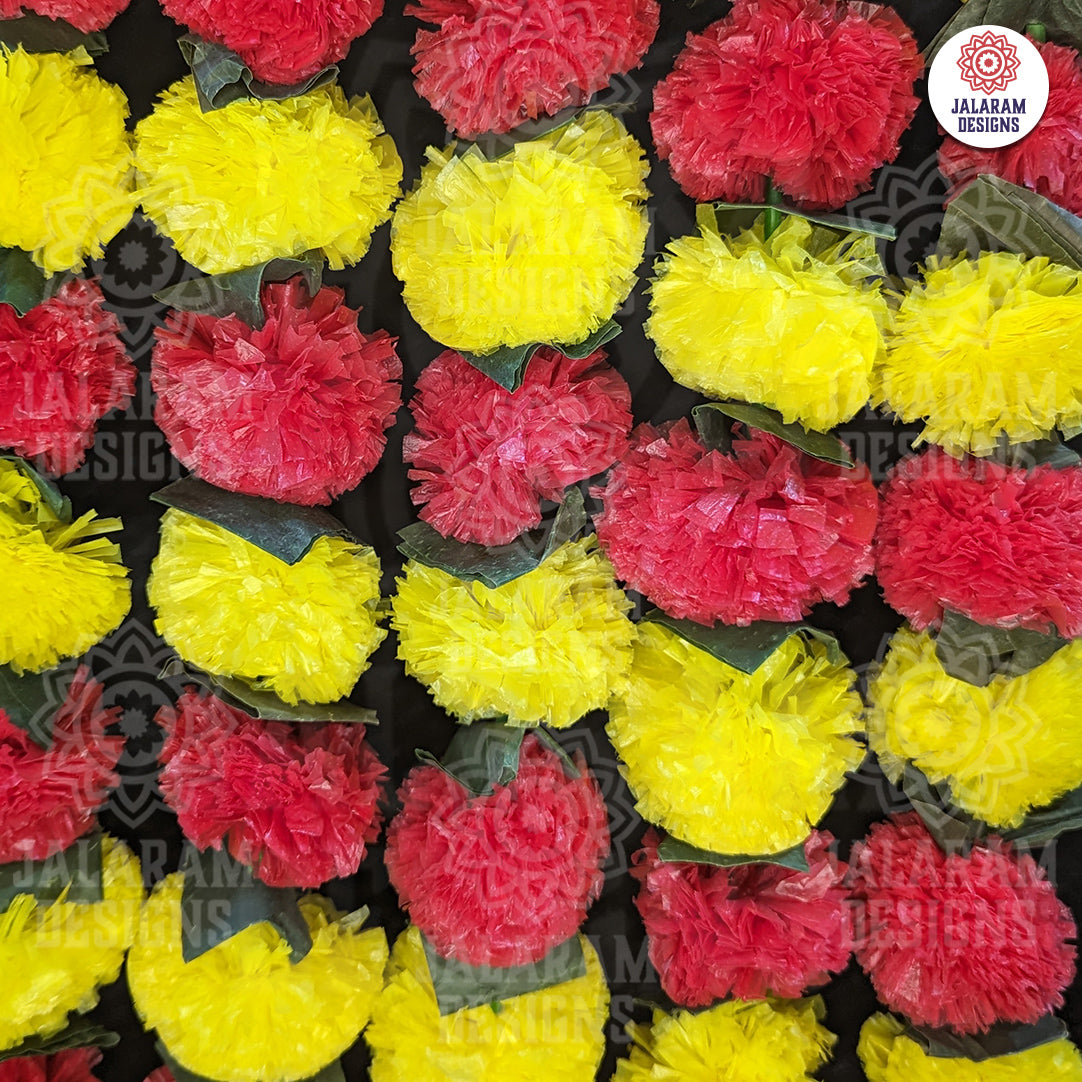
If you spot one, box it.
[0,1048,104,1082]
[0,0,128,30]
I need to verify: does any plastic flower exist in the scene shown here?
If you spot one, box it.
[0,459,130,673]
[366,926,608,1082]
[127,874,387,1082]
[876,449,1082,637]
[873,252,1082,456]
[939,40,1082,217]
[404,347,632,545]
[0,836,143,1052]
[147,508,385,705]
[608,621,864,855]
[391,536,634,727]
[646,215,888,431]
[135,79,401,275]
[860,1012,1082,1082]
[390,111,649,354]
[0,1048,104,1082]
[156,690,387,888]
[650,0,921,208]
[0,279,133,475]
[153,280,401,506]
[385,733,609,967]
[595,419,877,625]
[160,0,384,84]
[633,829,851,1006]
[409,0,659,137]
[849,813,1076,1033]
[0,47,134,274]
[613,997,836,1082]
[0,0,128,30]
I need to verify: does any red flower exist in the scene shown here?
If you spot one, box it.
[152,279,401,506]
[404,347,632,546]
[159,0,383,84]
[650,0,922,208]
[0,280,133,476]
[156,690,387,888]
[633,829,852,1006]
[385,732,610,967]
[594,419,877,626]
[0,1049,102,1082]
[939,40,1082,217]
[849,812,1076,1033]
[0,667,123,864]
[0,0,128,31]
[409,0,659,137]
[876,449,1082,637]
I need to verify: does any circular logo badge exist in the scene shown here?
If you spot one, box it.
[928,25,1049,149]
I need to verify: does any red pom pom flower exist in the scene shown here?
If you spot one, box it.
[633,829,852,1006]
[152,279,401,506]
[409,0,659,138]
[0,0,128,31]
[384,732,610,967]
[650,0,921,208]
[939,40,1082,217]
[875,449,1082,637]
[404,347,633,546]
[594,419,877,626]
[0,1049,102,1082]
[158,0,384,84]
[0,279,133,476]
[156,690,387,888]
[0,667,123,864]
[849,812,1076,1033]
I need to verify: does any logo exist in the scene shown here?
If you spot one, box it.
[957,30,1021,94]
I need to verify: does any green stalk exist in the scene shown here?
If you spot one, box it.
[763,180,784,239]
[1025,21,1047,42]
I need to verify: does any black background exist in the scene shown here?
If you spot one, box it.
[41,0,1082,1078]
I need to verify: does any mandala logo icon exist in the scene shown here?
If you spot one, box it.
[957,30,1021,94]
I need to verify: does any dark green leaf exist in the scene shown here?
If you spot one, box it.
[157,1044,344,1082]
[934,610,1068,687]
[539,487,587,563]
[460,104,631,162]
[559,319,621,359]
[0,1023,119,1063]
[0,834,104,911]
[1003,784,1082,848]
[657,835,810,871]
[0,12,107,56]
[151,476,354,565]
[0,248,52,315]
[692,404,733,455]
[700,201,896,241]
[906,1016,1069,1061]
[0,663,77,748]
[990,436,1081,471]
[693,403,854,467]
[901,764,988,854]
[927,0,1082,61]
[1,455,72,520]
[422,931,586,1016]
[180,846,312,963]
[416,721,526,796]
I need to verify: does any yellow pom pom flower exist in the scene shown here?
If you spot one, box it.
[366,926,608,1082]
[0,459,130,673]
[873,252,1082,455]
[128,874,387,1082]
[859,1012,1082,1082]
[390,111,649,354]
[608,622,864,854]
[391,537,634,728]
[0,835,143,1052]
[869,625,1082,829]
[135,78,402,274]
[646,214,888,431]
[0,46,134,273]
[147,508,386,705]
[613,997,836,1082]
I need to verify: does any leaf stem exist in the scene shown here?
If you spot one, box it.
[1025,21,1047,42]
[763,179,784,239]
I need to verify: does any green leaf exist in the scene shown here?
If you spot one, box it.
[180,845,312,964]
[990,436,1081,471]
[934,610,1068,687]
[927,0,1082,62]
[416,721,526,796]
[1,455,72,520]
[0,1022,119,1063]
[900,763,988,855]
[701,201,896,242]
[905,1016,1069,1061]
[177,34,338,112]
[0,834,104,911]
[0,248,52,315]
[155,253,323,329]
[692,403,854,467]
[151,476,355,565]
[0,663,78,748]
[657,835,810,872]
[692,404,733,455]
[156,1044,344,1082]
[0,12,107,56]
[422,930,586,1016]
[459,104,631,162]
[643,611,845,675]
[1003,784,1082,848]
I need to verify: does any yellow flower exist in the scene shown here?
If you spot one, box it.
[128,874,387,1082]
[647,214,887,431]
[390,111,649,353]
[873,252,1082,455]
[860,1013,1082,1082]
[868,625,1082,829]
[0,460,130,673]
[391,537,634,728]
[614,997,836,1082]
[366,926,608,1082]
[147,508,385,704]
[0,46,134,273]
[135,78,402,274]
[0,836,143,1051]
[608,622,864,854]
